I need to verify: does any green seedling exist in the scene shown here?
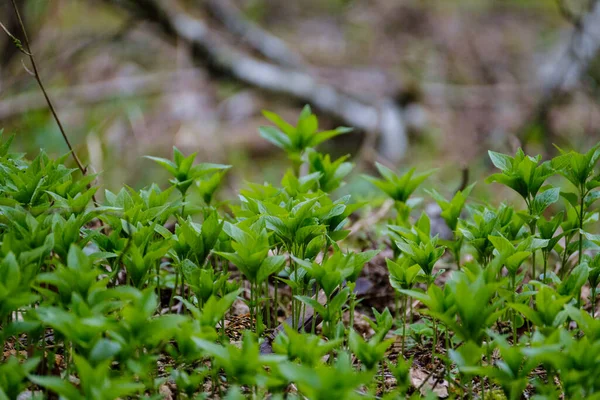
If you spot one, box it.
[259,105,351,174]
[363,162,434,224]
[552,143,600,265]
[305,148,353,193]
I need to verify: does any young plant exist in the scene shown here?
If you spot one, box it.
[487,148,558,277]
[427,183,475,266]
[552,142,600,265]
[363,162,434,224]
[348,329,394,372]
[292,252,356,337]
[216,220,286,331]
[32,353,145,399]
[394,230,446,286]
[537,211,564,281]
[510,284,570,336]
[399,283,455,354]
[194,331,285,392]
[386,256,422,353]
[273,324,341,367]
[584,253,600,316]
[146,146,230,214]
[277,351,373,400]
[305,148,353,193]
[259,105,351,174]
[482,333,536,400]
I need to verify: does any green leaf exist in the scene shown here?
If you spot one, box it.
[144,156,177,176]
[531,188,560,215]
[259,126,292,151]
[488,151,512,171]
[28,376,82,400]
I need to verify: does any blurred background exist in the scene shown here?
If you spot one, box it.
[1,0,600,201]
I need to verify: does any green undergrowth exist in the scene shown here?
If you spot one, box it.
[1,106,600,399]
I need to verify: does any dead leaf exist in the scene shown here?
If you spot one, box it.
[410,367,449,398]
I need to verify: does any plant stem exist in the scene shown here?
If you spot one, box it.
[394,291,400,322]
[168,268,179,313]
[402,295,408,355]
[432,317,438,353]
[311,283,319,334]
[578,187,585,265]
[454,240,462,270]
[156,263,161,308]
[511,273,517,344]
[543,253,548,283]
[274,279,278,324]
[8,0,92,186]
[251,282,255,332]
[529,219,536,279]
[592,287,597,318]
[349,292,356,331]
[291,258,297,330]
[560,234,572,279]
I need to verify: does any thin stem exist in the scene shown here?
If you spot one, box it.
[528,216,536,279]
[402,295,408,355]
[543,252,548,283]
[156,263,161,307]
[168,268,179,313]
[560,234,572,279]
[592,287,597,318]
[274,279,279,326]
[394,291,400,322]
[291,258,297,330]
[310,282,319,335]
[511,273,517,344]
[349,292,356,331]
[8,0,102,211]
[578,186,585,265]
[454,241,462,270]
[265,280,271,329]
[432,317,438,353]
[250,282,255,332]
[9,0,85,175]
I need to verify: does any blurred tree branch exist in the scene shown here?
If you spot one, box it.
[104,0,412,162]
[0,69,203,119]
[521,0,600,152]
[202,0,306,68]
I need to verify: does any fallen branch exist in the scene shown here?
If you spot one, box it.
[203,0,306,68]
[106,0,410,162]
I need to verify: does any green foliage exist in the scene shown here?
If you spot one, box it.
[363,162,434,204]
[305,148,353,192]
[2,108,600,399]
[259,105,351,164]
[146,146,230,197]
[427,182,475,231]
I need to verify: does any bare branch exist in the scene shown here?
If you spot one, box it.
[0,20,31,55]
[106,0,410,161]
[203,0,306,68]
